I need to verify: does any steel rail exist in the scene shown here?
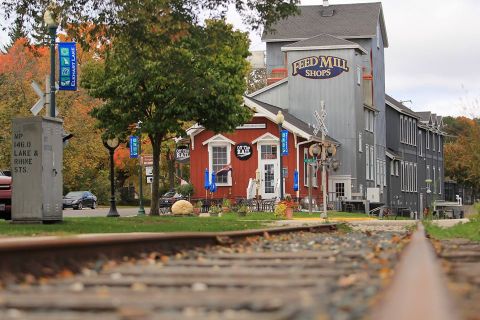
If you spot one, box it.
[0,223,336,281]
[371,222,460,320]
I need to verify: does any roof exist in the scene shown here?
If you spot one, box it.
[244,96,339,144]
[385,94,419,119]
[416,111,431,122]
[281,34,368,54]
[263,2,388,47]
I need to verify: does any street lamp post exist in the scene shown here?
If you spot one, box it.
[43,7,58,118]
[276,111,285,200]
[425,178,432,217]
[136,121,146,216]
[103,137,120,217]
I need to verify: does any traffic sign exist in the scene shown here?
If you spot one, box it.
[30,77,59,116]
[304,158,316,163]
[130,136,139,158]
[145,166,153,176]
[142,154,153,166]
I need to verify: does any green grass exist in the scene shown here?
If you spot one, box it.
[0,211,374,237]
[0,216,268,237]
[424,215,480,242]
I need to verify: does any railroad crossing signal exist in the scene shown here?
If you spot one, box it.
[313,109,328,136]
[30,77,59,116]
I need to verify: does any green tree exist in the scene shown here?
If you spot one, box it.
[81,15,252,215]
[0,0,299,48]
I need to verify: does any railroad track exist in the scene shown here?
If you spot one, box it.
[0,222,477,319]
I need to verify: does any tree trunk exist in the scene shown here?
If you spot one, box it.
[149,133,163,216]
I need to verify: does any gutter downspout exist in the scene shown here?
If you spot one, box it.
[296,139,312,199]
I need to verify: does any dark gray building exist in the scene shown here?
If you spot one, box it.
[385,95,445,215]
[247,0,445,214]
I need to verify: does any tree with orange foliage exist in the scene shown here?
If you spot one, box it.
[444,117,480,195]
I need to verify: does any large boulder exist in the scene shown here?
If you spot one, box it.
[171,200,193,215]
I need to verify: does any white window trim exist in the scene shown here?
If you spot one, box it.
[401,161,404,191]
[438,167,441,194]
[357,66,362,86]
[432,133,436,151]
[207,143,232,187]
[395,161,399,176]
[366,144,370,180]
[400,115,404,143]
[359,132,363,152]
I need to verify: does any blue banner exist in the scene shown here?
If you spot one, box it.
[130,136,139,158]
[58,42,77,91]
[281,130,288,155]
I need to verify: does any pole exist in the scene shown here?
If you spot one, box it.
[320,101,328,219]
[49,26,56,118]
[137,131,145,216]
[308,163,313,214]
[278,123,284,200]
[107,148,119,217]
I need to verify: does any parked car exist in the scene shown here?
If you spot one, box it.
[63,191,97,210]
[159,191,184,208]
[0,173,12,220]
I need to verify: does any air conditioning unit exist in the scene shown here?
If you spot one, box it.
[367,188,380,202]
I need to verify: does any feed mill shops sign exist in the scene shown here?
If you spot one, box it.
[292,56,349,79]
[235,143,253,160]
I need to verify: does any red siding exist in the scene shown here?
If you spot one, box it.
[190,117,327,202]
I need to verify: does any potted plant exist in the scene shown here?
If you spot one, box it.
[237,204,249,217]
[209,205,222,217]
[275,195,296,219]
[193,200,202,215]
[221,198,231,213]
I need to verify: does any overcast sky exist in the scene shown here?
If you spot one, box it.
[228,0,480,118]
[1,0,479,118]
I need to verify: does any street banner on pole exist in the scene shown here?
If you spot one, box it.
[58,42,77,91]
[129,136,139,158]
[281,129,288,155]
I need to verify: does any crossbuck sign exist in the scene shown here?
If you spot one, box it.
[313,106,328,136]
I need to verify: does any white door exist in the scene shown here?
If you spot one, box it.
[258,144,279,199]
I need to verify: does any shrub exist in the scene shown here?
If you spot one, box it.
[176,183,194,198]
[222,198,231,208]
[274,203,287,218]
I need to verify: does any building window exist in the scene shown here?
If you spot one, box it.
[408,119,412,145]
[210,145,230,185]
[359,132,362,152]
[401,161,404,191]
[370,146,375,182]
[413,120,417,146]
[366,144,370,180]
[261,145,277,159]
[432,133,436,151]
[419,131,423,156]
[433,165,436,194]
[390,161,394,176]
[413,163,418,192]
[426,132,430,149]
[438,135,441,153]
[335,183,345,198]
[438,167,441,194]
[395,161,399,176]
[365,110,375,132]
[383,161,387,187]
[400,115,404,143]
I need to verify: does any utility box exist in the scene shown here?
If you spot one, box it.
[11,116,63,223]
[367,187,380,203]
